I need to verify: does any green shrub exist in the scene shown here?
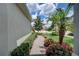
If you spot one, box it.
[10,43,29,56]
[47,28,52,31]
[23,32,37,49]
[68,33,74,36]
[10,32,37,56]
[37,33,42,35]
[51,32,58,36]
[19,43,29,55]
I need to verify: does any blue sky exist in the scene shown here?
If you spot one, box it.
[57,3,68,10]
[26,3,73,21]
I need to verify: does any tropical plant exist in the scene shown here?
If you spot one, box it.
[65,19,74,32]
[48,4,73,45]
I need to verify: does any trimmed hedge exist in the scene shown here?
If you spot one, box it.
[10,32,37,56]
[67,33,74,36]
[51,32,59,36]
[10,43,29,56]
[36,32,43,35]
[23,32,37,49]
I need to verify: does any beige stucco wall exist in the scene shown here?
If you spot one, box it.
[0,4,32,55]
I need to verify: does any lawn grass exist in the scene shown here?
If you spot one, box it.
[44,33,74,47]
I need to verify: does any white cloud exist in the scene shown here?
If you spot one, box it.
[42,19,48,24]
[39,10,44,15]
[26,3,57,19]
[32,13,37,19]
[31,22,35,27]
[66,9,74,17]
[42,20,52,29]
[39,3,56,16]
[48,21,52,25]
[43,4,56,14]
[26,3,38,14]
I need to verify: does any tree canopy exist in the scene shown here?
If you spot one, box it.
[34,16,43,31]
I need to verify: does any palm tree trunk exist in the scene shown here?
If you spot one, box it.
[59,25,65,45]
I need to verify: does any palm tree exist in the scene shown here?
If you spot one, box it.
[49,4,73,45]
[55,8,66,45]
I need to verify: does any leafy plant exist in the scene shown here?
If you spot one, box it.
[51,32,58,36]
[37,33,43,35]
[68,33,74,36]
[24,32,37,49]
[34,16,43,31]
[10,32,37,56]
[46,43,73,56]
[10,43,29,56]
[44,39,54,47]
[48,4,73,45]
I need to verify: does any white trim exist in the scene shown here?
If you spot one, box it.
[17,31,32,46]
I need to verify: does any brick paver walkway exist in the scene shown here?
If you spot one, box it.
[30,35,46,56]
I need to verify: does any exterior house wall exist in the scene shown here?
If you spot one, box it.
[74,4,79,55]
[0,4,32,55]
[0,4,8,56]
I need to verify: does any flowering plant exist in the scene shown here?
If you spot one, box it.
[46,42,73,56]
[44,39,54,47]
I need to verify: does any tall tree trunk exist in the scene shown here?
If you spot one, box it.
[59,25,65,45]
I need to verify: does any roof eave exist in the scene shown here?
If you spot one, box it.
[16,3,32,21]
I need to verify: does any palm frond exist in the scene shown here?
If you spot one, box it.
[65,3,73,15]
